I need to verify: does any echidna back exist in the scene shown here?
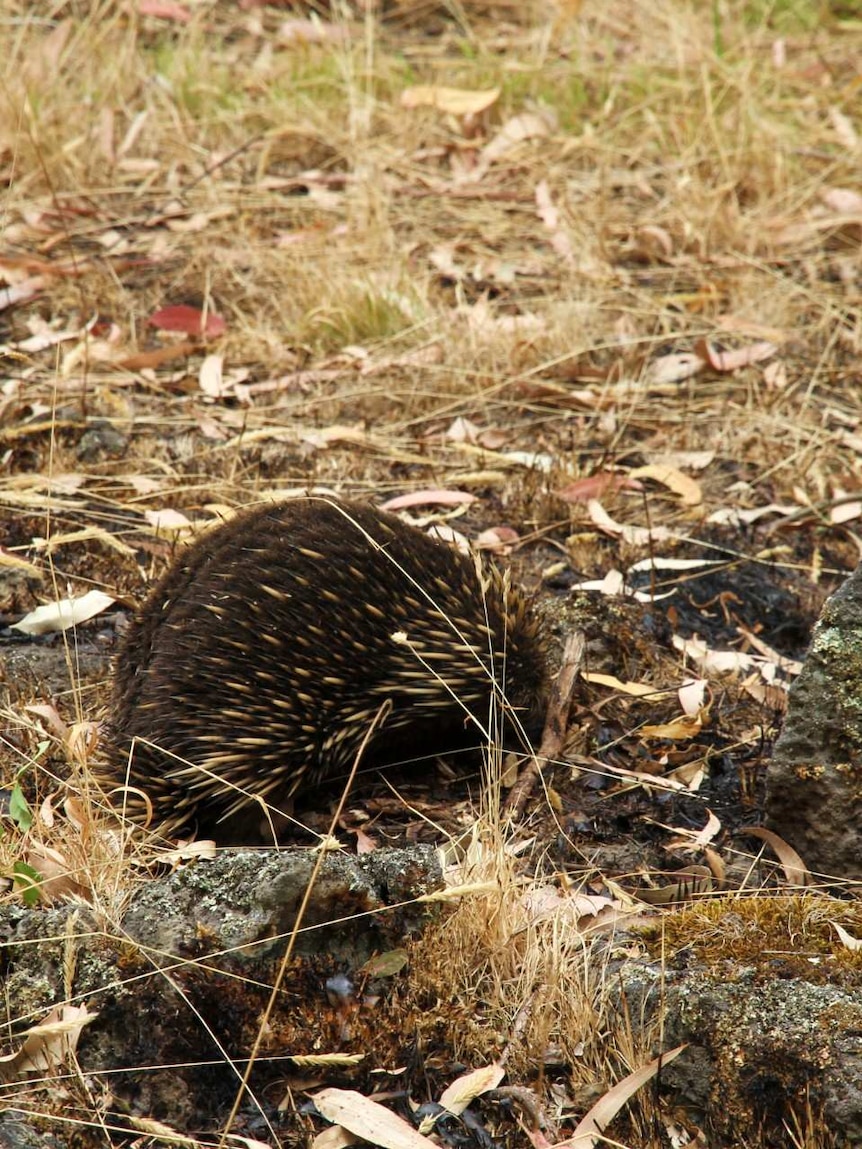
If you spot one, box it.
[107,497,546,837]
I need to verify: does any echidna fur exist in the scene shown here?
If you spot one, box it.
[106,497,547,836]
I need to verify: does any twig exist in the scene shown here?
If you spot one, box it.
[504,630,585,818]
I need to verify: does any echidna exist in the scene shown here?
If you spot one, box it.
[106,496,547,839]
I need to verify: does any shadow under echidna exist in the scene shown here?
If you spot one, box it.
[105,497,549,842]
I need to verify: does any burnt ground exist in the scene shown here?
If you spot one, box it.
[0,498,849,892]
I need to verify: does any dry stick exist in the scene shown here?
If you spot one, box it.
[218,699,393,1148]
[504,630,585,819]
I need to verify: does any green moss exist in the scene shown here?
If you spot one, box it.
[641,895,862,987]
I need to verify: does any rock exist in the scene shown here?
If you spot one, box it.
[0,846,443,1140]
[765,565,862,882]
[618,962,862,1145]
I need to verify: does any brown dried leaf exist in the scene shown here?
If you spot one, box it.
[313,1088,437,1149]
[560,1045,687,1147]
[636,869,713,905]
[400,86,500,117]
[629,463,702,506]
[641,714,702,741]
[436,1063,506,1119]
[740,826,811,886]
[557,471,643,503]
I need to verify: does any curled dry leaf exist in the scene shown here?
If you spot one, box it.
[143,508,195,534]
[162,840,218,865]
[588,500,679,546]
[445,416,481,443]
[666,760,706,791]
[561,1045,687,1147]
[476,525,520,552]
[663,809,722,849]
[695,338,778,372]
[644,352,705,385]
[25,840,88,901]
[479,112,553,168]
[573,569,677,604]
[198,353,224,397]
[64,720,100,765]
[12,590,116,636]
[830,921,862,952]
[0,1004,95,1076]
[678,678,708,716]
[635,868,713,905]
[24,703,68,738]
[740,826,811,887]
[0,275,47,311]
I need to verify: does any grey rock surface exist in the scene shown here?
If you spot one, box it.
[0,845,443,1142]
[619,963,862,1146]
[766,564,862,882]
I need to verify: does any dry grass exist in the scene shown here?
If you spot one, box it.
[2,0,861,1144]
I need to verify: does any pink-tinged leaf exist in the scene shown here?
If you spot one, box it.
[820,186,862,214]
[278,19,347,45]
[149,304,226,337]
[476,526,520,552]
[379,491,476,511]
[139,0,192,21]
[0,275,47,311]
[557,472,643,504]
[695,338,777,372]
